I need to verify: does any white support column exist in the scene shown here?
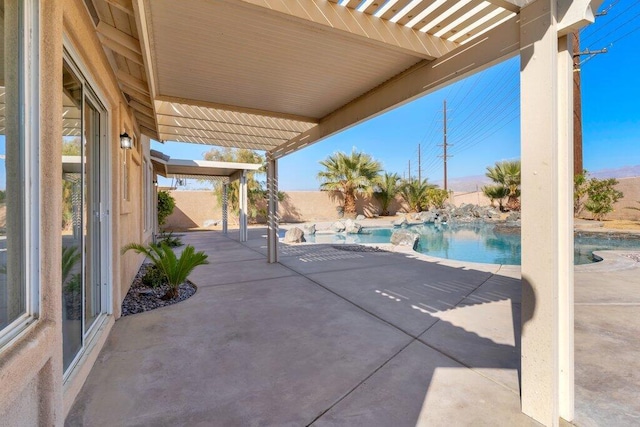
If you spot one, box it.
[266,154,279,264]
[239,171,248,242]
[557,34,575,423]
[519,1,574,426]
[222,182,228,234]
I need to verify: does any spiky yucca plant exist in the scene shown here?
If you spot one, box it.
[122,243,209,299]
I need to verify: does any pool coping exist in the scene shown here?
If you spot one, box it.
[280,223,640,273]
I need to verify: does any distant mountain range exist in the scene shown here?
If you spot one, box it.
[435,164,640,193]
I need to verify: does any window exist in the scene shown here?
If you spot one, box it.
[0,0,39,345]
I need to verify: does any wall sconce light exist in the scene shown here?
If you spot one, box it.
[120,132,133,149]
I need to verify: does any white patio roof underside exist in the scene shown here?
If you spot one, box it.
[150,149,261,182]
[12,0,601,158]
[86,0,597,158]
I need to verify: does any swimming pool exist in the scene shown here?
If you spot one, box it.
[302,224,640,265]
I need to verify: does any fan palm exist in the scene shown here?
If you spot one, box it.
[122,243,209,299]
[317,149,382,215]
[399,179,435,212]
[374,172,401,216]
[486,160,521,211]
[482,185,510,211]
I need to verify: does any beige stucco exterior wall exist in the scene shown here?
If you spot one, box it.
[165,181,640,230]
[163,190,222,230]
[0,0,149,424]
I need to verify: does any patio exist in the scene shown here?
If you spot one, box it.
[66,229,640,426]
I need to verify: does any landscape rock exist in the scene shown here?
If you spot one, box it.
[302,223,316,235]
[331,221,346,232]
[506,212,521,222]
[345,221,362,234]
[284,227,305,243]
[390,229,420,248]
[356,214,365,221]
[392,217,408,227]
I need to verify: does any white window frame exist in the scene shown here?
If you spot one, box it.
[61,38,114,379]
[0,0,40,349]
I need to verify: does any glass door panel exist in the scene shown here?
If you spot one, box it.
[61,63,83,371]
[61,58,107,373]
[84,100,101,333]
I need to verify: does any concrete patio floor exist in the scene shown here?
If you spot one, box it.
[66,229,640,426]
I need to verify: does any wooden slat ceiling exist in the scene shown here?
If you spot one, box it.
[86,0,517,155]
[88,0,159,139]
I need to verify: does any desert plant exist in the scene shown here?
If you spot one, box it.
[399,179,435,212]
[158,231,183,248]
[204,147,272,223]
[62,246,81,285]
[374,172,401,216]
[426,188,449,209]
[317,149,382,215]
[574,171,589,216]
[122,243,209,299]
[584,177,623,221]
[157,190,175,227]
[486,160,521,211]
[483,185,510,211]
[141,264,166,288]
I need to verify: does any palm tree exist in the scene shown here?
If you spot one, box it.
[317,149,382,215]
[122,243,209,300]
[374,172,401,216]
[399,179,435,212]
[485,160,521,211]
[482,185,509,211]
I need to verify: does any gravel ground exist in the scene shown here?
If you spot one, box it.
[122,264,197,316]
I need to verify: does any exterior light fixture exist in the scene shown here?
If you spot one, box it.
[120,132,132,149]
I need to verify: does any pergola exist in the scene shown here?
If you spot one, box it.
[150,150,261,240]
[88,0,602,425]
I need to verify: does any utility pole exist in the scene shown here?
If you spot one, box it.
[572,31,583,176]
[439,100,451,191]
[408,160,411,183]
[418,143,422,183]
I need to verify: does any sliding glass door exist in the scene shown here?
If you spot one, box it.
[61,58,108,373]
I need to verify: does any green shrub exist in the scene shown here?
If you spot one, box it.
[426,188,449,209]
[122,243,209,299]
[157,190,175,227]
[585,177,623,221]
[141,264,166,288]
[158,231,183,248]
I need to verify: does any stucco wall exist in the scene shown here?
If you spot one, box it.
[165,180,640,230]
[0,0,149,424]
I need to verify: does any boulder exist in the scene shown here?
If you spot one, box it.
[355,214,366,221]
[345,221,362,234]
[417,211,438,223]
[392,217,408,227]
[283,227,305,243]
[506,212,521,222]
[331,221,346,232]
[302,223,316,235]
[390,229,419,248]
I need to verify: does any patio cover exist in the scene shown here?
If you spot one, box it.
[150,149,261,240]
[85,0,603,425]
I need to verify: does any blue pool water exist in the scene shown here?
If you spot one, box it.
[302,224,640,265]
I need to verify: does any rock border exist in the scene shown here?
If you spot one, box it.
[121,263,197,316]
